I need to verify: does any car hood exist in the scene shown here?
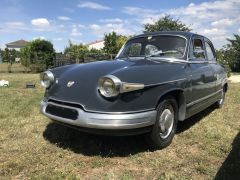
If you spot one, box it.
[47,59,186,111]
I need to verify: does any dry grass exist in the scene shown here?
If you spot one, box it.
[0,73,240,179]
[0,63,29,73]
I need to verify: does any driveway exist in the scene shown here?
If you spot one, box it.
[228,74,240,83]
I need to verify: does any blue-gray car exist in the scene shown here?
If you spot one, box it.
[40,31,228,149]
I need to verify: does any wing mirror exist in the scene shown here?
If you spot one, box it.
[193,49,205,59]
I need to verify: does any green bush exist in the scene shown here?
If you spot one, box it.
[20,39,55,73]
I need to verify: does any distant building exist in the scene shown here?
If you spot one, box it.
[5,40,29,63]
[5,39,29,51]
[87,40,104,50]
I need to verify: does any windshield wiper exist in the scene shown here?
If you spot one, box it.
[144,50,179,59]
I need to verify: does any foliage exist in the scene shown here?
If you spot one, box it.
[0,48,20,72]
[216,49,231,77]
[64,41,89,62]
[226,34,240,72]
[144,15,192,33]
[216,34,240,73]
[103,32,129,55]
[20,39,55,73]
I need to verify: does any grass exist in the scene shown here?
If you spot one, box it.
[0,63,29,73]
[0,73,240,179]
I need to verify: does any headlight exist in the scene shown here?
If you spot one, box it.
[40,70,54,88]
[98,75,122,98]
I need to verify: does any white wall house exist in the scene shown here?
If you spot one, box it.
[87,40,104,50]
[5,40,29,62]
[6,40,29,51]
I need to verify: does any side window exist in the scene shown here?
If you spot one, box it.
[145,44,158,55]
[128,43,141,57]
[205,42,215,61]
[192,39,206,60]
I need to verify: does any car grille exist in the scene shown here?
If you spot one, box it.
[46,104,78,120]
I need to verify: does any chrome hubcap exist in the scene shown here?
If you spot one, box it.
[158,108,174,139]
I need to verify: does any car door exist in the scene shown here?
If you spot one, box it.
[204,39,224,93]
[187,36,216,112]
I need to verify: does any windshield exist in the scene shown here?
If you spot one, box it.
[116,35,187,59]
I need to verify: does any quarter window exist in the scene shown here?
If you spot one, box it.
[128,43,141,57]
[192,39,205,59]
[205,42,215,61]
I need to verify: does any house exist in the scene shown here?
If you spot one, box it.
[5,40,29,63]
[5,40,29,51]
[87,40,104,50]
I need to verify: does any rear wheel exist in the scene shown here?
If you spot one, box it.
[147,96,178,149]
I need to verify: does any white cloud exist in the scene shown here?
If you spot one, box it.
[53,38,63,41]
[211,18,234,27]
[99,18,123,23]
[89,24,101,30]
[78,2,111,10]
[78,24,86,28]
[238,28,240,33]
[202,28,226,36]
[33,36,46,40]
[31,18,50,27]
[6,22,25,26]
[89,23,135,38]
[123,6,158,16]
[70,27,82,36]
[0,21,27,33]
[58,16,71,21]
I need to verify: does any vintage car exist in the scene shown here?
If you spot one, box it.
[40,31,228,149]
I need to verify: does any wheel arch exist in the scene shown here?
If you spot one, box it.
[156,89,187,121]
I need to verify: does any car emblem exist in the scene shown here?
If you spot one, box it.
[67,81,75,87]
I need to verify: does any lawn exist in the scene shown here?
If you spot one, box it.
[0,73,240,179]
[0,63,30,73]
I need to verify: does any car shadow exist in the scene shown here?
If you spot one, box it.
[214,132,240,180]
[176,105,215,134]
[43,122,151,157]
[43,105,216,157]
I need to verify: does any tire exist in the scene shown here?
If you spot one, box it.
[147,96,178,150]
[215,88,225,108]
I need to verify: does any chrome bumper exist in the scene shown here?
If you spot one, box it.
[40,100,157,130]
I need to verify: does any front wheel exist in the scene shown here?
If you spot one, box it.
[147,96,178,149]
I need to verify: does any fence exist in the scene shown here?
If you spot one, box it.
[54,53,116,67]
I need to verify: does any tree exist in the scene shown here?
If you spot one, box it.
[0,48,20,72]
[226,34,240,72]
[64,41,89,63]
[103,32,129,55]
[20,39,55,73]
[144,15,191,33]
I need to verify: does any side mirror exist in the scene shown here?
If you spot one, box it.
[193,49,205,59]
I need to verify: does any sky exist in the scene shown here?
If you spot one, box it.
[0,0,239,52]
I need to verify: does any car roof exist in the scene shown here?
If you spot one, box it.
[132,31,204,40]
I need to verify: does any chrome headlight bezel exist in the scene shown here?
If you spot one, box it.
[40,70,55,88]
[98,75,122,98]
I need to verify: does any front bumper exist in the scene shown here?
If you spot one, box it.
[40,99,157,130]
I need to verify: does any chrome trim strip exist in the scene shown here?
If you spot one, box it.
[145,78,186,88]
[40,100,157,130]
[186,89,222,107]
